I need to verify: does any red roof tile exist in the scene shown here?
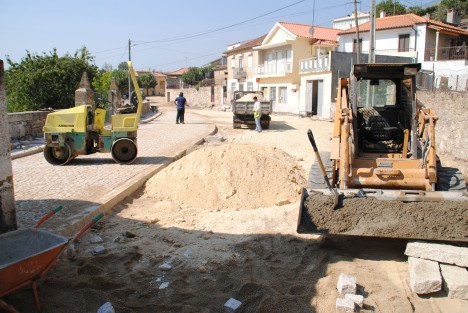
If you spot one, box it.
[339,13,468,35]
[278,22,340,45]
[167,68,189,76]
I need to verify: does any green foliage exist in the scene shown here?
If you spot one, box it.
[111,69,129,95]
[5,47,98,112]
[117,62,128,71]
[92,69,113,97]
[138,73,157,95]
[181,65,215,86]
[376,0,407,16]
[433,0,468,21]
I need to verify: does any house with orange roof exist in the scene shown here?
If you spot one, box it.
[338,13,468,90]
[252,21,340,117]
[136,70,167,96]
[166,67,189,90]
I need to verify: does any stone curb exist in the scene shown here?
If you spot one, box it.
[10,112,163,161]
[57,123,217,237]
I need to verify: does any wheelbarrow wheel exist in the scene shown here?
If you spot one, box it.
[112,138,137,164]
[44,143,72,166]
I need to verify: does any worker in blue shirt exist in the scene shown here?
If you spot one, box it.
[174,92,189,124]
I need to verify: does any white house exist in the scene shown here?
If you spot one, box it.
[333,11,370,30]
[338,13,468,90]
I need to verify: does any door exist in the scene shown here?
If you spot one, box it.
[306,81,313,115]
[316,80,324,117]
[270,87,277,111]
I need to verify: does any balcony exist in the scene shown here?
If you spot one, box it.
[233,69,246,79]
[425,46,467,61]
[255,62,292,76]
[300,56,329,73]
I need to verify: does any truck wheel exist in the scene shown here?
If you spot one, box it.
[308,152,333,189]
[263,121,270,129]
[436,166,466,191]
[233,123,241,129]
[112,138,138,164]
[44,143,72,166]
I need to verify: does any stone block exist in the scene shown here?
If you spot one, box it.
[440,264,468,300]
[345,294,364,309]
[405,241,468,267]
[408,257,442,294]
[224,298,242,313]
[337,273,357,295]
[335,298,355,313]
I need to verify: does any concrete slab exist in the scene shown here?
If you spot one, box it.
[408,257,442,294]
[405,241,468,267]
[440,264,468,300]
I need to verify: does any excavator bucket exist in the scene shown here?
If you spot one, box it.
[297,188,468,242]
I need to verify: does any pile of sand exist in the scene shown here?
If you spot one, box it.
[144,143,305,210]
[236,93,264,102]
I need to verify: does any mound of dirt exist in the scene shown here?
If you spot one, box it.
[236,93,264,102]
[300,191,468,241]
[144,143,305,210]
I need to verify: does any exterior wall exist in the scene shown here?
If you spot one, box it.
[167,86,224,106]
[417,90,468,178]
[8,111,50,140]
[421,60,468,91]
[299,71,333,118]
[226,48,260,101]
[258,77,299,113]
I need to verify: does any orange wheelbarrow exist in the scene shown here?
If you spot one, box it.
[0,206,104,312]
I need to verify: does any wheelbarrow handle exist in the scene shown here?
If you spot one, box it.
[70,213,104,243]
[34,205,63,229]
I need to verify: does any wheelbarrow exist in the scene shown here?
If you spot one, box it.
[0,206,104,312]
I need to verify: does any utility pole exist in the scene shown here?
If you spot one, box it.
[369,0,376,63]
[353,0,361,63]
[128,39,132,99]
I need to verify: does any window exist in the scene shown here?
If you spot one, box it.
[353,39,363,53]
[399,34,410,52]
[247,82,253,91]
[239,83,244,91]
[231,82,236,92]
[356,79,396,108]
[239,56,244,70]
[248,55,253,68]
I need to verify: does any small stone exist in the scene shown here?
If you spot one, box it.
[199,265,207,273]
[175,218,186,223]
[224,298,242,313]
[150,218,160,224]
[337,273,357,295]
[89,235,104,244]
[275,199,291,206]
[159,263,172,271]
[113,236,122,243]
[159,282,170,290]
[345,294,364,309]
[125,231,136,238]
[97,302,115,313]
[335,298,355,313]
[92,245,107,256]
[65,243,76,260]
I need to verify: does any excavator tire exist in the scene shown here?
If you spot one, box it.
[436,166,466,191]
[308,151,333,189]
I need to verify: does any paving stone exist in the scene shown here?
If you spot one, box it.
[97,302,115,313]
[337,273,357,295]
[92,245,107,256]
[408,257,442,294]
[345,294,364,309]
[405,241,468,267]
[336,298,355,313]
[159,262,172,271]
[159,282,170,290]
[89,235,104,244]
[440,264,468,300]
[224,298,242,313]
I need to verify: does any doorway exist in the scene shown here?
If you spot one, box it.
[306,80,323,116]
[270,87,277,111]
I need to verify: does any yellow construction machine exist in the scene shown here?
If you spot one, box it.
[43,61,143,165]
[298,63,467,241]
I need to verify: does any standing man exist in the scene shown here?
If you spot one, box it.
[253,96,262,133]
[174,92,189,124]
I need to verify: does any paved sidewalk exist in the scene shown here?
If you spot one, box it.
[12,111,215,236]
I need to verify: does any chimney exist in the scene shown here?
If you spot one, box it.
[380,10,386,18]
[446,9,460,25]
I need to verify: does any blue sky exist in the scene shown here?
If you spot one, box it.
[1,0,432,72]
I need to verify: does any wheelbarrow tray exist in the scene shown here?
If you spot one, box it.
[0,228,68,298]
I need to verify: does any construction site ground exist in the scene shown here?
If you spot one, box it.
[8,98,467,313]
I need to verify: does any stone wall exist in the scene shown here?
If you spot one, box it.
[8,111,50,140]
[417,90,468,178]
[167,86,224,107]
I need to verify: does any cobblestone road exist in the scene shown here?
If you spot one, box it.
[12,111,214,231]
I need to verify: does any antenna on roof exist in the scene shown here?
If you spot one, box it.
[309,0,316,35]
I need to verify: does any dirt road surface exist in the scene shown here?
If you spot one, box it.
[9,102,467,313]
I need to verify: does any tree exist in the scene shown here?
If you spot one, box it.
[5,48,98,112]
[376,0,407,16]
[181,65,216,86]
[92,69,113,100]
[138,73,157,95]
[111,70,129,95]
[117,62,128,71]
[433,0,468,21]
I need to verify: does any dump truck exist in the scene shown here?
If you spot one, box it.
[231,91,272,129]
[298,63,467,242]
[43,61,143,165]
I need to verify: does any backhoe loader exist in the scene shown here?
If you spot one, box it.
[298,63,467,241]
[43,61,143,165]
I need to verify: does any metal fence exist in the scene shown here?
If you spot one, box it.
[416,70,468,92]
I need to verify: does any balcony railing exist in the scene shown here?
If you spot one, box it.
[255,62,292,75]
[300,56,329,73]
[233,69,246,79]
[425,46,467,61]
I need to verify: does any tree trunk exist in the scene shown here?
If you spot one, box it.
[0,59,17,233]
